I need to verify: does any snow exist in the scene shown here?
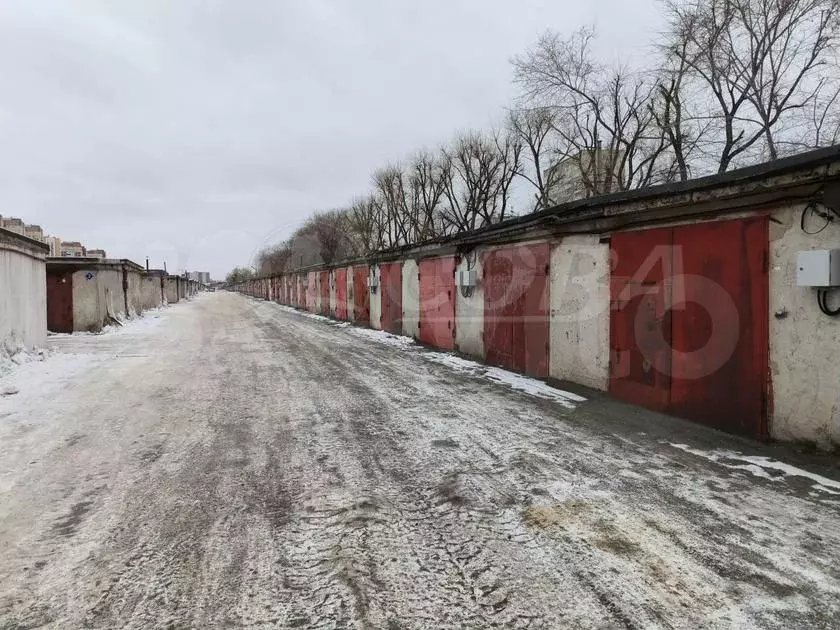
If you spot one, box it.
[347,327,416,348]
[269,302,587,409]
[0,351,100,415]
[423,352,586,408]
[669,443,840,495]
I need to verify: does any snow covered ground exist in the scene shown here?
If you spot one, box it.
[1,292,839,629]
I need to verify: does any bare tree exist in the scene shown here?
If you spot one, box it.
[310,210,349,265]
[664,0,840,171]
[346,196,385,255]
[508,106,563,210]
[406,150,448,242]
[255,242,292,275]
[512,27,676,200]
[226,266,254,284]
[440,130,522,233]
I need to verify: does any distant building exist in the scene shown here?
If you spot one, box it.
[24,225,44,241]
[188,271,211,284]
[86,249,106,259]
[45,236,62,257]
[0,217,25,236]
[60,241,85,257]
[545,148,625,205]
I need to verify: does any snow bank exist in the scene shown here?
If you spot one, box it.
[669,443,840,495]
[424,352,586,409]
[0,351,99,412]
[347,327,416,348]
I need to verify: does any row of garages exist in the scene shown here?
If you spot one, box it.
[0,235,203,352]
[232,145,840,449]
[45,258,201,333]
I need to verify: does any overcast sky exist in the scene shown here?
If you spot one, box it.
[0,1,662,279]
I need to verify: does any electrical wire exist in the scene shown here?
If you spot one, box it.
[818,289,840,316]
[800,201,833,235]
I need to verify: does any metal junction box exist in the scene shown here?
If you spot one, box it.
[457,269,477,288]
[797,249,840,287]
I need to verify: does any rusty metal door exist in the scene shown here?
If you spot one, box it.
[320,271,330,316]
[610,219,769,439]
[353,266,370,325]
[380,263,403,335]
[610,227,673,411]
[307,272,317,313]
[669,217,769,438]
[484,250,515,369]
[335,268,348,320]
[46,271,74,333]
[419,257,455,350]
[483,244,550,376]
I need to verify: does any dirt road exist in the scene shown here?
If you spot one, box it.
[1,292,839,629]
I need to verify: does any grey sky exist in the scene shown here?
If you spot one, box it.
[0,1,662,278]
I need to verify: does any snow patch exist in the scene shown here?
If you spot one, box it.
[0,351,100,417]
[424,352,586,409]
[348,327,416,348]
[669,443,840,494]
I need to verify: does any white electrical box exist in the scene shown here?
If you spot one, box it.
[797,249,840,287]
[457,269,477,288]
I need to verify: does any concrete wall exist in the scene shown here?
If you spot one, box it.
[402,259,419,339]
[125,269,144,316]
[140,274,163,310]
[549,235,611,391]
[347,265,355,321]
[369,265,382,330]
[455,249,484,359]
[165,277,179,304]
[71,268,123,332]
[0,235,47,352]
[769,203,840,447]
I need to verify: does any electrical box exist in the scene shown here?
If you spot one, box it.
[368,271,379,289]
[797,249,840,287]
[457,269,477,288]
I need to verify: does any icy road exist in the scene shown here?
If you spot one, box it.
[1,292,840,629]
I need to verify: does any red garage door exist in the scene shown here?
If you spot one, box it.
[380,262,403,335]
[307,272,317,313]
[353,266,370,326]
[419,256,455,350]
[320,271,330,317]
[610,217,769,439]
[335,268,348,320]
[483,243,550,377]
[47,271,74,333]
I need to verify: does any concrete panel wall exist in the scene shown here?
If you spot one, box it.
[0,242,47,352]
[769,203,840,447]
[549,235,610,390]
[455,249,484,359]
[165,277,179,304]
[369,265,382,330]
[402,259,419,339]
[72,268,123,332]
[140,274,163,310]
[126,269,143,316]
